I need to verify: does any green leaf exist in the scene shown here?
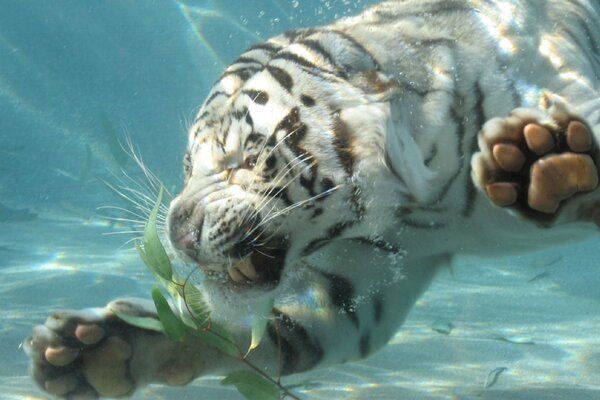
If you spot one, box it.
[211,320,237,345]
[114,312,164,333]
[135,241,151,268]
[191,329,240,358]
[221,371,281,400]
[182,282,210,328]
[142,187,172,281]
[152,286,189,342]
[247,297,274,356]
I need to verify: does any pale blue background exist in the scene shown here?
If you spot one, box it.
[1,1,599,399]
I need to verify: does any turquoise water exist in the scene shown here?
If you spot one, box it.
[1,1,599,399]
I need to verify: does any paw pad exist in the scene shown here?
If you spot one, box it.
[24,307,137,399]
[472,102,598,218]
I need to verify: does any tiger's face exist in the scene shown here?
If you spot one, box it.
[166,66,371,297]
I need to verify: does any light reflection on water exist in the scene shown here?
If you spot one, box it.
[1,213,599,399]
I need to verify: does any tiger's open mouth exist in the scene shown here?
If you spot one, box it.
[222,235,289,288]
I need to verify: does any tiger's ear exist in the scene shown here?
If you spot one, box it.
[350,70,401,102]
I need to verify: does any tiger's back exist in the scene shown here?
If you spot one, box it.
[196,0,600,258]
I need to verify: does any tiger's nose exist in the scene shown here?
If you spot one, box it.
[167,201,203,261]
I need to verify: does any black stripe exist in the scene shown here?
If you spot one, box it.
[427,91,468,204]
[281,29,314,43]
[318,271,359,329]
[462,177,478,217]
[285,126,310,157]
[401,218,447,230]
[462,81,487,217]
[326,29,381,71]
[265,155,277,170]
[299,38,338,69]
[265,186,293,207]
[242,89,269,105]
[372,3,474,22]
[301,94,316,107]
[463,140,481,218]
[274,52,320,71]
[221,66,263,81]
[233,56,264,66]
[351,186,365,221]
[267,308,324,375]
[247,42,282,54]
[316,177,336,202]
[424,144,438,166]
[275,107,311,156]
[301,238,329,256]
[332,113,355,175]
[373,296,384,325]
[203,90,228,108]
[351,237,402,254]
[279,108,307,144]
[281,30,301,42]
[197,110,210,121]
[266,65,294,92]
[298,170,318,196]
[328,220,355,240]
[219,115,233,146]
[310,208,324,218]
[273,51,346,79]
[244,132,265,148]
[275,109,319,194]
[212,221,241,250]
[232,107,249,121]
[359,333,371,358]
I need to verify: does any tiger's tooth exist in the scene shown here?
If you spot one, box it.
[227,264,246,283]
[235,258,258,281]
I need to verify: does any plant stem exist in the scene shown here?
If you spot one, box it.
[240,358,302,400]
[180,278,301,399]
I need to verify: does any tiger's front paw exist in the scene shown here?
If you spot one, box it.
[471,94,599,221]
[23,298,206,399]
[24,304,137,399]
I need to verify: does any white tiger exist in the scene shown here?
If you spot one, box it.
[25,0,600,398]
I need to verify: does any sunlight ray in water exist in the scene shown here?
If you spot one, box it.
[174,0,259,68]
[0,75,40,127]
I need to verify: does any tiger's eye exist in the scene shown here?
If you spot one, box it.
[243,155,257,169]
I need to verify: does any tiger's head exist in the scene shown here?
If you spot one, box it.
[166,38,397,305]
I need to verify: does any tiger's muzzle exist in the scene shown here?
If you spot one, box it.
[167,189,289,289]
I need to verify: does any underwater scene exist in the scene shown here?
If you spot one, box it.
[1,0,600,399]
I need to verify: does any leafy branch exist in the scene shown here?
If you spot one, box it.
[116,187,300,400]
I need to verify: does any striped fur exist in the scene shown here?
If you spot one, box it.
[167,0,600,376]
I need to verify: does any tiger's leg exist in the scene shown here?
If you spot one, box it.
[24,298,236,399]
[24,247,438,398]
[471,93,600,225]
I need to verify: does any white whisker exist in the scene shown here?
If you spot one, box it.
[102,230,145,236]
[247,185,341,238]
[247,156,316,225]
[99,133,171,250]
[241,159,320,242]
[96,205,148,221]
[240,152,312,224]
